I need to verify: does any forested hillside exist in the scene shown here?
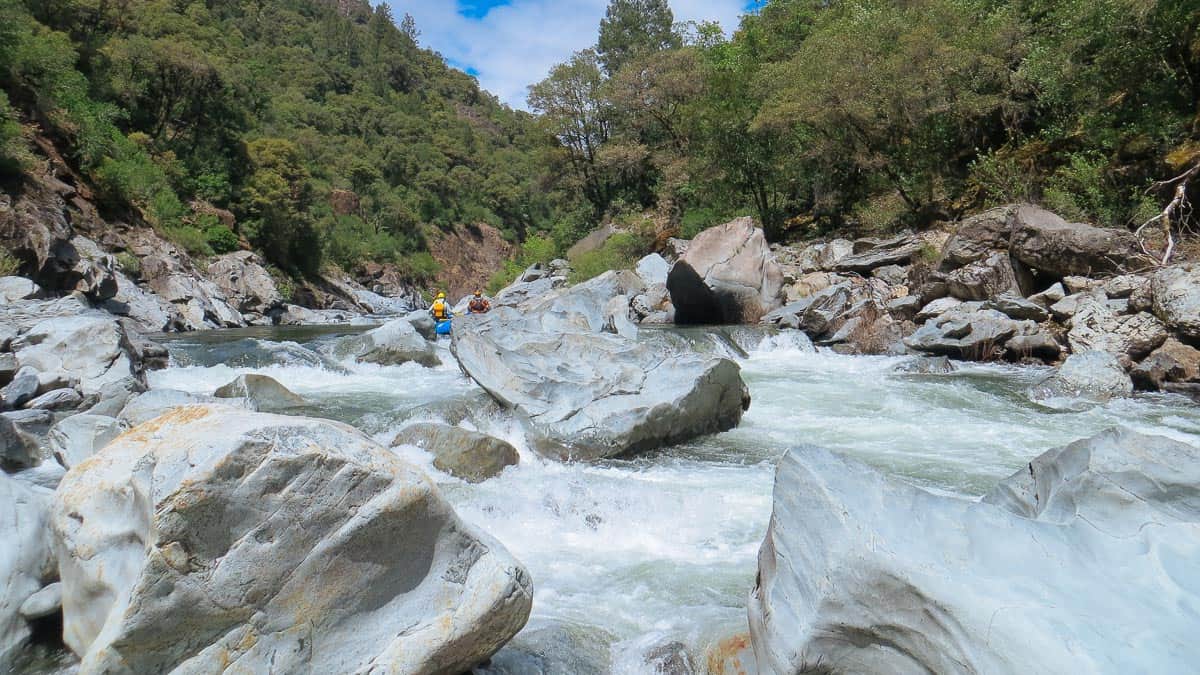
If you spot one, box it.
[533,0,1199,249]
[0,0,579,279]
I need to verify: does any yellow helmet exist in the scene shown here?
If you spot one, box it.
[474,289,483,297]
[436,292,445,299]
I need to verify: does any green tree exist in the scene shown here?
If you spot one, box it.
[597,0,680,76]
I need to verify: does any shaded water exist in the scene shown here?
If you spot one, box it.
[29,325,1200,673]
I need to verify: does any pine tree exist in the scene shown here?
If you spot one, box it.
[596,0,679,76]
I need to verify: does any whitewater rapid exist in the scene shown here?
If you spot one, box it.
[148,326,1200,673]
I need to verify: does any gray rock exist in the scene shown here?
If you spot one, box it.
[391,422,519,483]
[213,374,306,410]
[1028,350,1132,408]
[603,295,638,340]
[493,275,563,309]
[904,308,1032,360]
[667,217,785,324]
[1004,330,1062,361]
[51,406,532,674]
[118,389,227,427]
[139,250,246,330]
[944,252,1019,300]
[1130,338,1200,391]
[102,270,183,333]
[519,270,645,333]
[206,251,283,314]
[885,295,922,318]
[1,368,39,410]
[871,264,910,286]
[0,415,40,471]
[0,470,54,663]
[0,324,14,353]
[1068,296,1168,359]
[452,306,749,460]
[24,388,83,411]
[1061,275,1100,294]
[406,312,438,341]
[1048,291,1100,321]
[1151,264,1200,340]
[981,293,1049,322]
[1028,282,1066,308]
[1103,274,1150,299]
[1009,204,1139,277]
[334,317,440,367]
[635,253,671,287]
[0,277,42,303]
[48,414,125,470]
[18,582,62,621]
[749,437,1200,675]
[914,296,964,322]
[892,356,957,374]
[11,313,147,397]
[0,354,15,388]
[939,206,1015,267]
[833,234,924,274]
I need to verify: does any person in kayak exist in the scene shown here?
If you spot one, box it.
[467,290,491,314]
[430,292,451,321]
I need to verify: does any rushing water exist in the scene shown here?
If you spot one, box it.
[40,325,1200,673]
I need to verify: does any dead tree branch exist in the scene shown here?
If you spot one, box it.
[1135,161,1199,266]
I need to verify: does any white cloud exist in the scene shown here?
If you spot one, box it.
[387,0,750,109]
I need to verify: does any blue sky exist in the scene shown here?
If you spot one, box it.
[387,0,760,109]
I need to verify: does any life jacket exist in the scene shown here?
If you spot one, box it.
[468,297,490,313]
[431,299,448,320]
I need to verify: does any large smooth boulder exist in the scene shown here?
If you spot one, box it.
[102,270,184,333]
[939,206,1015,268]
[334,317,440,367]
[52,406,532,674]
[667,218,784,324]
[0,277,42,304]
[391,422,519,483]
[10,313,146,398]
[0,471,54,665]
[1009,205,1139,277]
[214,374,306,410]
[452,307,749,460]
[1028,350,1132,408]
[205,250,283,315]
[749,435,1200,674]
[1150,264,1200,340]
[635,253,670,287]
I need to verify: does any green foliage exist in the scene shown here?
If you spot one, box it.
[204,225,240,254]
[597,0,680,75]
[396,252,441,282]
[568,231,650,283]
[115,252,141,277]
[0,92,31,179]
[487,234,559,293]
[164,225,213,257]
[1,0,579,277]
[0,249,19,277]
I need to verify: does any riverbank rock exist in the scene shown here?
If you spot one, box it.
[0,416,39,471]
[48,414,124,470]
[1009,205,1139,277]
[334,317,440,367]
[832,234,925,274]
[944,252,1019,300]
[452,306,749,460]
[205,250,283,316]
[0,471,54,665]
[1028,350,1132,408]
[1151,264,1200,340]
[0,277,42,304]
[137,247,245,330]
[1067,296,1168,358]
[391,422,519,482]
[749,436,1200,674]
[903,307,1034,360]
[214,374,306,410]
[10,313,147,399]
[52,406,532,674]
[1130,338,1200,391]
[667,218,784,324]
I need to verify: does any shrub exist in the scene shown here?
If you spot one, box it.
[395,251,441,281]
[204,225,240,254]
[568,232,649,283]
[0,249,20,277]
[115,252,141,277]
[164,225,213,257]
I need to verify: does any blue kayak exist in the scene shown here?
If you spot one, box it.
[435,319,453,335]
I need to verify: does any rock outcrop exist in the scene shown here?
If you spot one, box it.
[0,470,54,665]
[333,316,440,367]
[452,304,749,460]
[52,406,532,674]
[1028,350,1133,408]
[667,218,784,324]
[213,374,307,410]
[391,422,519,482]
[1151,264,1200,340]
[749,433,1200,674]
[205,250,283,317]
[1009,204,1139,278]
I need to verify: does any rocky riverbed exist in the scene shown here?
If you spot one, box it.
[2,208,1200,673]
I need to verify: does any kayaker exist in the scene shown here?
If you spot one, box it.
[467,290,491,314]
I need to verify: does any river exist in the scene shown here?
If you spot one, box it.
[31,325,1200,673]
